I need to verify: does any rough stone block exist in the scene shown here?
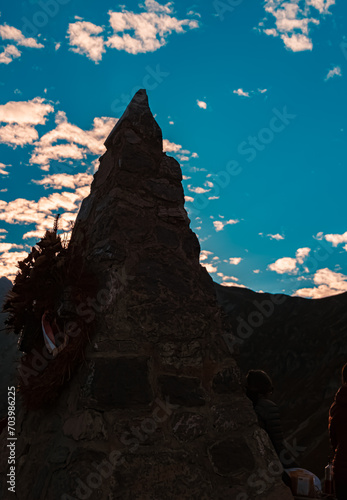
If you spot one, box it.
[208,437,255,476]
[159,375,205,406]
[172,412,206,442]
[91,357,153,409]
[212,367,240,393]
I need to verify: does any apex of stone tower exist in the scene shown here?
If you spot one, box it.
[104,89,162,151]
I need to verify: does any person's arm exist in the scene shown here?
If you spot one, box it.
[256,401,299,467]
[266,403,285,456]
[255,401,284,455]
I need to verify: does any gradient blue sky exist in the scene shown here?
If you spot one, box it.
[0,0,346,297]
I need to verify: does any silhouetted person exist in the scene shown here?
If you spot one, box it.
[246,369,297,469]
[329,363,347,499]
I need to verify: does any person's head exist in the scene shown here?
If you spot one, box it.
[342,363,347,385]
[246,370,274,401]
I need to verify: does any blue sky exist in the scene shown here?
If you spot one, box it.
[0,0,346,298]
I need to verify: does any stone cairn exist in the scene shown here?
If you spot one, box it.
[0,90,293,500]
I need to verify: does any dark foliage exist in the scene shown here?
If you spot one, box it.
[2,217,99,409]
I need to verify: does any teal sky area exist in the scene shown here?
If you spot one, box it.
[0,0,346,297]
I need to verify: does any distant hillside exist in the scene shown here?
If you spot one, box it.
[0,277,19,417]
[0,276,12,332]
[0,276,11,302]
[215,282,347,478]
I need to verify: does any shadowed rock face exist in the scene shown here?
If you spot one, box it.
[215,282,347,479]
[0,91,293,500]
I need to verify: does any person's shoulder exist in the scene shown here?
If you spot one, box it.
[256,398,278,409]
[255,399,280,418]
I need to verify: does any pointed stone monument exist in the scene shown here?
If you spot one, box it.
[0,90,293,499]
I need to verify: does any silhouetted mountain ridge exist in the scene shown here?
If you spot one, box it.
[214,282,347,478]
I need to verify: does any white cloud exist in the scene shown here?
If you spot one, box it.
[55,42,61,51]
[233,88,250,97]
[306,0,335,14]
[228,257,242,265]
[0,20,43,65]
[268,246,311,274]
[32,173,93,190]
[200,250,213,262]
[217,272,239,282]
[208,196,219,200]
[325,66,342,80]
[143,0,173,13]
[0,229,8,240]
[0,94,52,148]
[233,88,268,98]
[0,162,9,175]
[281,33,313,51]
[0,124,39,147]
[294,268,347,298]
[0,44,21,64]
[204,180,214,188]
[0,185,89,242]
[67,21,106,63]
[69,3,199,61]
[197,100,207,109]
[264,28,278,36]
[0,242,24,252]
[221,282,247,288]
[0,24,43,48]
[253,269,261,274]
[213,219,239,232]
[201,262,217,273]
[314,231,324,240]
[267,233,284,240]
[296,247,311,264]
[188,185,210,194]
[187,10,201,17]
[107,7,198,55]
[29,111,117,170]
[324,231,347,247]
[0,250,28,281]
[177,155,189,162]
[260,0,336,52]
[163,139,182,152]
[0,97,54,125]
[268,257,298,274]
[184,195,194,203]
